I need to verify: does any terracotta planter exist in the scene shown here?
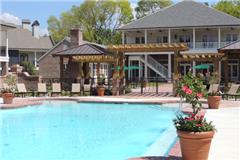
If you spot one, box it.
[208,96,221,109]
[2,92,14,104]
[177,131,214,160]
[97,86,105,96]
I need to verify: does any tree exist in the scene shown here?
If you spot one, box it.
[135,0,172,19]
[213,0,240,18]
[47,0,133,44]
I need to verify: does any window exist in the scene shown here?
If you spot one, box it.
[135,37,145,44]
[156,36,168,43]
[226,34,238,42]
[135,37,140,44]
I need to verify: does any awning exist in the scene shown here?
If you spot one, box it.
[193,64,213,69]
[111,65,143,70]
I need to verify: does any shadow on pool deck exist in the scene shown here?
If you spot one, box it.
[129,156,182,160]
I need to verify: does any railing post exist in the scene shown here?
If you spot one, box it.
[141,77,143,95]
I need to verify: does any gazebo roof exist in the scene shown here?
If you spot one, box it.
[53,43,111,56]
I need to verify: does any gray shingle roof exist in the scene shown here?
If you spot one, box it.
[53,43,109,56]
[119,0,240,30]
[219,40,240,51]
[0,28,54,50]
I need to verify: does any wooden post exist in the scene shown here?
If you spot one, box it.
[97,62,100,77]
[60,57,64,79]
[224,55,229,88]
[173,50,179,96]
[214,59,220,83]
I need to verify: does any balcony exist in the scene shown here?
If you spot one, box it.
[195,42,218,49]
[0,56,9,62]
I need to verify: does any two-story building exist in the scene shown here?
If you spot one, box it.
[118,0,240,82]
[0,19,54,76]
[0,21,15,76]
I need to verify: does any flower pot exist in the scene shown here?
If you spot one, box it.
[177,131,214,160]
[2,92,14,104]
[208,96,221,109]
[97,86,105,96]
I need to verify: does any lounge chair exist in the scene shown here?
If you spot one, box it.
[37,83,48,96]
[16,83,32,97]
[71,83,81,96]
[83,84,91,95]
[208,84,219,93]
[51,83,61,96]
[222,84,240,101]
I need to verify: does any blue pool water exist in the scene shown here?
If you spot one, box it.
[0,101,179,160]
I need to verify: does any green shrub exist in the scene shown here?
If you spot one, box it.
[21,61,37,75]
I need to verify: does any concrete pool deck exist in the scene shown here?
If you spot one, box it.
[0,96,239,159]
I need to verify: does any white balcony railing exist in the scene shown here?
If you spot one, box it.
[0,56,9,62]
[195,42,218,49]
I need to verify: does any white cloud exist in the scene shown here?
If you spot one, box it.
[40,28,49,36]
[130,2,137,19]
[0,12,21,25]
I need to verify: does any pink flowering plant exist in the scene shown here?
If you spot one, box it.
[176,72,206,114]
[174,72,215,132]
[174,113,215,132]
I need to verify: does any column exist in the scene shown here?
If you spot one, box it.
[144,54,147,78]
[168,53,171,81]
[5,31,9,75]
[193,61,196,76]
[168,28,171,44]
[6,32,9,57]
[218,27,221,48]
[128,58,130,80]
[34,51,37,67]
[219,61,221,82]
[193,28,195,49]
[122,31,125,45]
[144,30,147,44]
[138,59,141,81]
[224,57,229,87]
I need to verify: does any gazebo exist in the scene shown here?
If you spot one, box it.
[53,43,124,95]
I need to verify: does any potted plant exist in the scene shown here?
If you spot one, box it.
[208,92,221,109]
[97,74,105,96]
[207,72,221,109]
[1,74,17,104]
[174,72,216,160]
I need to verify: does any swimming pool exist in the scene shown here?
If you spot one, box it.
[0,101,179,160]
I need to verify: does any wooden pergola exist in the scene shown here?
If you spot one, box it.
[107,43,189,95]
[177,52,225,74]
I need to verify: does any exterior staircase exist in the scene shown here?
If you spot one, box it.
[140,55,168,80]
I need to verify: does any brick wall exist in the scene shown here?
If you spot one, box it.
[38,40,70,80]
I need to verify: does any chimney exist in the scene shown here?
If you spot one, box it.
[70,28,83,46]
[22,19,31,30]
[32,20,40,38]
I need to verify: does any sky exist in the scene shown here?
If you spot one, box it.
[0,0,220,35]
